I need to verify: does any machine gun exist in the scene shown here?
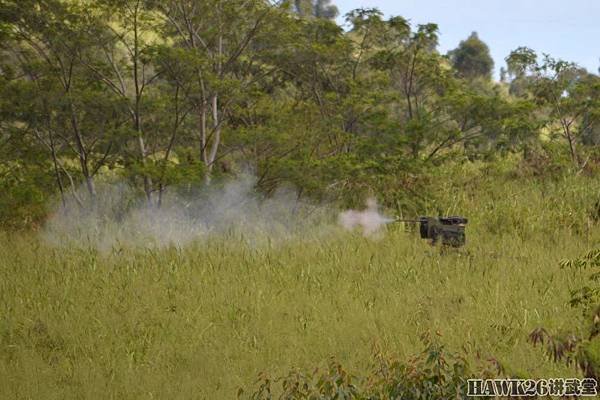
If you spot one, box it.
[394,216,468,247]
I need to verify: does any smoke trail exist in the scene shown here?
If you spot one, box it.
[42,175,333,251]
[338,198,394,236]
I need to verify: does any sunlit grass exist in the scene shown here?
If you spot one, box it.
[1,170,600,399]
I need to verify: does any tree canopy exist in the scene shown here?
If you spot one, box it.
[0,0,599,228]
[448,31,494,80]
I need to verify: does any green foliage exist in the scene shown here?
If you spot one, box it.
[1,165,599,398]
[3,2,600,398]
[448,32,494,80]
[0,161,51,229]
[505,46,538,78]
[1,0,598,221]
[504,48,600,166]
[242,332,493,399]
[291,0,338,19]
[528,249,600,378]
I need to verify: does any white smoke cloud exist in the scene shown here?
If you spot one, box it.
[338,198,394,237]
[42,175,333,251]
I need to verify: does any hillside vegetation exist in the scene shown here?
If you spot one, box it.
[1,1,600,398]
[2,161,600,398]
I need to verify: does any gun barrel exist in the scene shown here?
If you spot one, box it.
[394,216,468,225]
[393,218,421,223]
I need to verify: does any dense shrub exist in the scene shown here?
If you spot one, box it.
[241,332,502,399]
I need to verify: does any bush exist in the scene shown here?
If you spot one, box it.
[0,162,52,230]
[529,249,600,379]
[240,332,502,399]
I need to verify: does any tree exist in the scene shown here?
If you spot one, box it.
[154,0,281,184]
[439,87,540,160]
[314,0,338,19]
[507,48,600,166]
[448,32,494,80]
[369,17,457,158]
[77,0,164,204]
[293,0,339,19]
[505,46,537,97]
[0,0,124,206]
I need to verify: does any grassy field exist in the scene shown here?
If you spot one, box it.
[1,165,600,399]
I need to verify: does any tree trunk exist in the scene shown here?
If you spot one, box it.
[204,13,223,185]
[69,106,96,202]
[563,120,580,167]
[200,102,208,165]
[132,4,152,204]
[207,93,221,172]
[138,133,153,204]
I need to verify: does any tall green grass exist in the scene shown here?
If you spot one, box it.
[1,165,600,399]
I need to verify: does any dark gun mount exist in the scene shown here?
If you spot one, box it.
[395,216,468,247]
